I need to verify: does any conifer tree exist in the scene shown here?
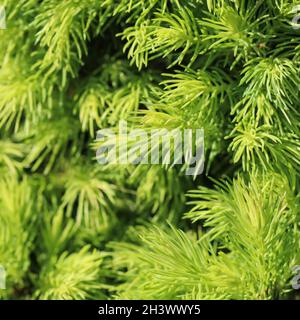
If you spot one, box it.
[0,0,299,300]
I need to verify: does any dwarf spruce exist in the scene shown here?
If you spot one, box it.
[0,0,299,300]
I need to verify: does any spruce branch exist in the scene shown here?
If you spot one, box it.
[40,210,77,259]
[186,172,299,299]
[32,0,107,84]
[238,57,300,129]
[0,139,26,174]
[0,0,299,301]
[0,175,37,297]
[35,246,105,300]
[74,77,110,137]
[59,163,117,230]
[228,123,300,174]
[200,2,269,67]
[110,225,216,299]
[0,61,54,132]
[23,113,81,174]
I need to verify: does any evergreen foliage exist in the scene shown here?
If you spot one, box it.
[0,0,299,300]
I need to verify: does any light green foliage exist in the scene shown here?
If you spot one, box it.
[32,0,107,83]
[187,173,300,299]
[110,226,216,299]
[60,163,117,230]
[121,7,201,69]
[36,246,105,300]
[0,176,36,297]
[0,139,26,173]
[111,173,299,300]
[237,57,300,128]
[0,0,299,300]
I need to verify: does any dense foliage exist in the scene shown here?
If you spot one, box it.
[0,0,299,300]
